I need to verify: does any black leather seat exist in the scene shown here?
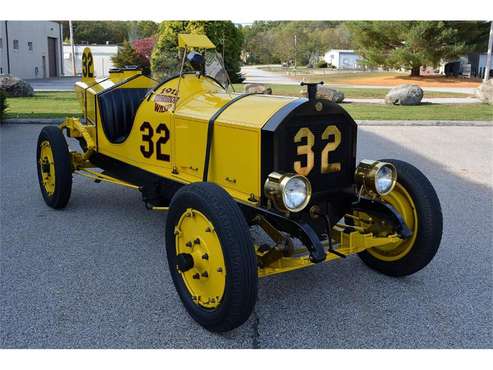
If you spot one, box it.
[98,88,149,143]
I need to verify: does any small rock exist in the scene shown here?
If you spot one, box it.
[477,80,493,105]
[301,85,345,103]
[0,75,34,97]
[384,84,423,105]
[244,83,272,95]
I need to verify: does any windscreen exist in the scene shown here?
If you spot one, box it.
[204,50,230,90]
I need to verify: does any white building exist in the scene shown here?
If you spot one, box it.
[324,50,362,70]
[0,21,64,79]
[63,44,119,78]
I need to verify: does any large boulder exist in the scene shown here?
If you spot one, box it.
[244,83,272,95]
[0,75,34,97]
[477,80,493,105]
[385,84,423,105]
[300,85,345,103]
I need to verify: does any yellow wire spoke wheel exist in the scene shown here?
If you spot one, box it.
[36,126,72,209]
[175,208,226,309]
[39,140,56,195]
[366,183,418,262]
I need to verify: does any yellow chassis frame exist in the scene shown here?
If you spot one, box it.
[60,118,402,278]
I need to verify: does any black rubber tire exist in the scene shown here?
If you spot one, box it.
[36,126,72,209]
[358,159,443,277]
[165,182,258,332]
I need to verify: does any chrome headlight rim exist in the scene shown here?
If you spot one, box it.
[355,160,397,197]
[373,162,397,195]
[264,172,312,213]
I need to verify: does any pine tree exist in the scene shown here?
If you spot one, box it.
[347,21,467,76]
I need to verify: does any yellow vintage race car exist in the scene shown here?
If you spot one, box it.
[36,34,443,332]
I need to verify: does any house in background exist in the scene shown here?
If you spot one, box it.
[440,53,492,78]
[466,53,492,79]
[63,44,119,78]
[0,21,64,79]
[324,50,362,69]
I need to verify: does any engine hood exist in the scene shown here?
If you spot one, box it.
[168,74,298,129]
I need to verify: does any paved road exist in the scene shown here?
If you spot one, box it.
[1,124,492,348]
[27,77,79,92]
[241,65,480,95]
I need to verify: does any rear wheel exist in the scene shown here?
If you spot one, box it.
[358,159,443,276]
[165,182,258,332]
[36,126,72,209]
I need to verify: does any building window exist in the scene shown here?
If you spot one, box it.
[28,41,33,51]
[13,39,19,50]
[0,38,3,49]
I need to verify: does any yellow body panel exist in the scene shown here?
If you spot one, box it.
[89,73,296,203]
[178,34,216,49]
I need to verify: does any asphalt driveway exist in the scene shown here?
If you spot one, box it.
[1,123,492,348]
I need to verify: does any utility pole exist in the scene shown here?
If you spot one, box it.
[483,21,493,82]
[69,20,76,76]
[294,34,297,73]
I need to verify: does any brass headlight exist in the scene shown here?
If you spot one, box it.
[355,160,397,197]
[264,172,312,212]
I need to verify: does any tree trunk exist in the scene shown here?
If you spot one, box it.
[410,66,421,77]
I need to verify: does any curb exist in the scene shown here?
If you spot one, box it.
[3,118,64,125]
[356,120,492,127]
[2,118,492,127]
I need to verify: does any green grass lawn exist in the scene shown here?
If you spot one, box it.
[342,103,493,121]
[4,91,492,121]
[5,92,82,119]
[232,84,471,99]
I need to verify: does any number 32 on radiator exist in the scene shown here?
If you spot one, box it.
[294,125,341,176]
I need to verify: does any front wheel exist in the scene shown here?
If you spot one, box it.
[165,182,258,332]
[358,159,443,276]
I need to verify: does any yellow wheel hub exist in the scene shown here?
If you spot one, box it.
[174,208,226,309]
[39,140,56,195]
[366,183,418,261]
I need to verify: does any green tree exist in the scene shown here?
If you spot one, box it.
[241,21,352,66]
[151,21,244,82]
[446,21,491,53]
[150,21,188,79]
[347,21,467,76]
[112,41,149,74]
[127,21,159,41]
[62,21,130,44]
[242,21,281,64]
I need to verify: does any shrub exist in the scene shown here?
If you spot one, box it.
[0,90,7,122]
[316,61,328,68]
[132,36,156,65]
[112,40,150,75]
